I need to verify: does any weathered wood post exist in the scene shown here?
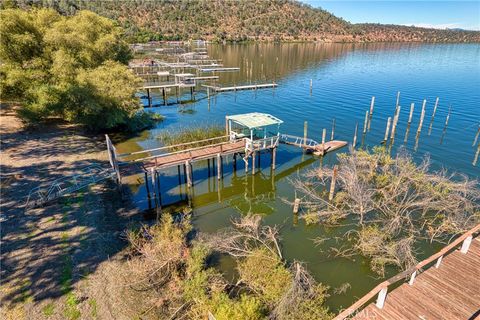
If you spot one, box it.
[320,129,326,154]
[363,110,369,134]
[252,151,256,175]
[384,117,392,142]
[417,101,426,133]
[353,122,358,148]
[144,171,151,200]
[408,103,415,124]
[328,165,338,201]
[217,153,222,180]
[185,160,192,187]
[147,88,152,108]
[444,106,451,127]
[272,147,277,170]
[303,121,308,148]
[391,106,401,139]
[395,91,400,108]
[310,79,313,93]
[376,287,388,309]
[293,198,300,214]
[150,168,159,210]
[225,116,229,137]
[432,97,439,119]
[331,118,336,140]
[369,96,375,115]
[473,125,480,146]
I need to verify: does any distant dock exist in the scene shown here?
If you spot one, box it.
[203,83,278,92]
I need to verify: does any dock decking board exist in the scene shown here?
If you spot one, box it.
[352,238,480,320]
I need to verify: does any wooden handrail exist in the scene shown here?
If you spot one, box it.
[334,223,480,320]
[117,135,230,158]
[132,139,245,163]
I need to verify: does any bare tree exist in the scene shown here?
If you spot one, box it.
[291,147,480,275]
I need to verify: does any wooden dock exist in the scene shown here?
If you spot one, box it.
[137,139,246,170]
[335,224,480,320]
[199,67,240,72]
[279,134,347,156]
[203,83,278,92]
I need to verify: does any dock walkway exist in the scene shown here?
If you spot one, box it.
[336,224,480,320]
[203,83,278,92]
[279,134,347,156]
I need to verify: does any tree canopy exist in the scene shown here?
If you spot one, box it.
[0,8,146,131]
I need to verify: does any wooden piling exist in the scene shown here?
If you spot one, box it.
[381,118,390,142]
[432,97,439,118]
[408,103,415,124]
[370,96,375,115]
[147,88,152,108]
[417,102,426,133]
[150,168,159,209]
[144,171,151,199]
[322,128,326,153]
[252,152,256,175]
[272,147,277,170]
[328,165,338,201]
[331,118,336,140]
[303,121,308,148]
[353,122,358,148]
[396,91,400,108]
[225,116,229,137]
[310,79,313,92]
[185,160,192,187]
[216,154,222,180]
[473,125,480,147]
[445,106,451,127]
[391,106,401,139]
[363,110,369,134]
[293,198,300,214]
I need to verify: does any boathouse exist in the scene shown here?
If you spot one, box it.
[226,112,283,141]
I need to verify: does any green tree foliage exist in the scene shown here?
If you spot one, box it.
[0,8,146,130]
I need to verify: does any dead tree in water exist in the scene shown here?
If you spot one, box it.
[291,146,480,275]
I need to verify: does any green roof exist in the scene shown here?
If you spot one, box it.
[227,113,283,129]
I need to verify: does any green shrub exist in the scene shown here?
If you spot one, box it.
[0,8,141,131]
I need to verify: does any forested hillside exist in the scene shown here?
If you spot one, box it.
[5,0,480,43]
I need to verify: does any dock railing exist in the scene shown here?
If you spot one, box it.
[279,133,319,148]
[334,223,480,320]
[245,136,280,152]
[117,135,230,161]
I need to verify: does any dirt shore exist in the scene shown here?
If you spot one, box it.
[1,104,141,319]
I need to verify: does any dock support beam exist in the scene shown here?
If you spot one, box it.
[272,147,277,170]
[185,160,192,187]
[147,88,152,108]
[252,152,256,175]
[217,154,222,180]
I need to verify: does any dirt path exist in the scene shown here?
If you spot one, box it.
[1,104,141,319]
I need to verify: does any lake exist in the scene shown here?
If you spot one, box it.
[114,43,480,312]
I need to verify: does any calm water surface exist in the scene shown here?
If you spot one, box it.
[115,43,480,311]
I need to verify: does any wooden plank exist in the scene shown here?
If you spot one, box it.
[347,228,480,320]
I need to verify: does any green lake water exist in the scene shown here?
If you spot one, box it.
[113,43,480,312]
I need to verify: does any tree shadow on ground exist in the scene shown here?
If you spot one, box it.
[1,160,141,307]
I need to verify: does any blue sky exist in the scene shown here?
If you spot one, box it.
[303,1,480,30]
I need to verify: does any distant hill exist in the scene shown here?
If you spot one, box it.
[7,0,480,43]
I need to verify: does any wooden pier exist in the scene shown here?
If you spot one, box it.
[203,83,278,92]
[335,224,480,320]
[279,134,347,156]
[141,83,196,107]
[199,67,240,72]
